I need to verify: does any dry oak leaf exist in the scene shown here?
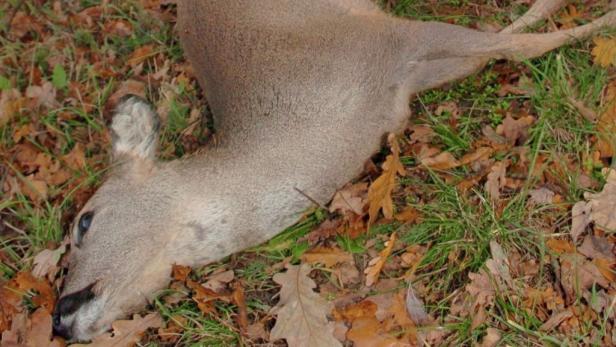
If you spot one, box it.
[420,151,460,170]
[496,114,535,144]
[595,81,616,158]
[71,313,163,347]
[270,264,342,347]
[485,161,508,202]
[127,45,156,67]
[368,134,405,224]
[1,309,64,347]
[485,241,514,291]
[32,238,69,281]
[364,232,397,287]
[0,89,24,127]
[11,271,56,313]
[330,182,368,215]
[583,168,616,232]
[301,247,353,268]
[592,36,616,67]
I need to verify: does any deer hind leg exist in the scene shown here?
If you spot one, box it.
[408,9,616,64]
[395,0,570,93]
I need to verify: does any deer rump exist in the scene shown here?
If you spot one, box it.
[52,0,614,342]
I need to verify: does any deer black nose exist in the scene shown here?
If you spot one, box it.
[52,284,96,339]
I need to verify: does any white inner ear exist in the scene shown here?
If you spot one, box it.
[111,97,159,160]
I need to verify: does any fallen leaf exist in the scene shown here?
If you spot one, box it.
[0,89,24,127]
[368,134,405,224]
[12,272,55,313]
[479,328,501,347]
[584,169,616,232]
[540,309,573,331]
[459,147,493,166]
[592,36,616,67]
[270,264,342,347]
[32,238,69,281]
[465,271,494,328]
[546,239,575,254]
[203,270,234,292]
[364,232,397,286]
[578,235,615,262]
[0,308,64,347]
[171,264,191,282]
[330,183,368,215]
[485,161,508,202]
[529,187,555,205]
[72,313,163,347]
[420,151,460,170]
[127,45,155,67]
[301,247,353,268]
[571,201,591,243]
[232,282,248,334]
[485,240,514,291]
[559,253,610,304]
[25,82,58,108]
[496,114,535,144]
[405,284,429,325]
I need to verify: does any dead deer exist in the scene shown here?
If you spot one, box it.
[52,0,615,341]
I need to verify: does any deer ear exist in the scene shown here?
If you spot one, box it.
[111,95,160,161]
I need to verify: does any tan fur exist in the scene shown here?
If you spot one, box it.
[55,0,615,341]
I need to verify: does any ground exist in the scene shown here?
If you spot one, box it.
[0,1,615,346]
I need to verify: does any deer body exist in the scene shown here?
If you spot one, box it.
[52,0,615,341]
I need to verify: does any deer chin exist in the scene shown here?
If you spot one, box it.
[56,294,113,342]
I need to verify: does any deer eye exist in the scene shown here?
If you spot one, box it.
[76,212,94,244]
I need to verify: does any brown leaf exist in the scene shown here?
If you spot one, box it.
[127,45,155,67]
[269,264,342,347]
[559,253,610,303]
[364,232,397,286]
[584,169,616,232]
[72,313,163,347]
[32,238,69,281]
[485,161,508,202]
[301,247,353,268]
[1,308,64,347]
[578,235,615,262]
[592,36,616,67]
[203,269,234,292]
[485,241,514,291]
[330,183,368,215]
[367,135,404,224]
[232,282,248,334]
[571,201,591,243]
[25,82,58,109]
[62,144,87,171]
[459,147,493,166]
[0,89,24,127]
[404,284,429,325]
[420,151,460,170]
[546,239,575,254]
[171,264,191,282]
[529,187,555,205]
[479,328,501,347]
[12,272,55,313]
[540,309,573,331]
[496,114,535,144]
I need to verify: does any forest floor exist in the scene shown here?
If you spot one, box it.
[0,1,615,346]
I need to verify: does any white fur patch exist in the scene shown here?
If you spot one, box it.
[111,96,159,160]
